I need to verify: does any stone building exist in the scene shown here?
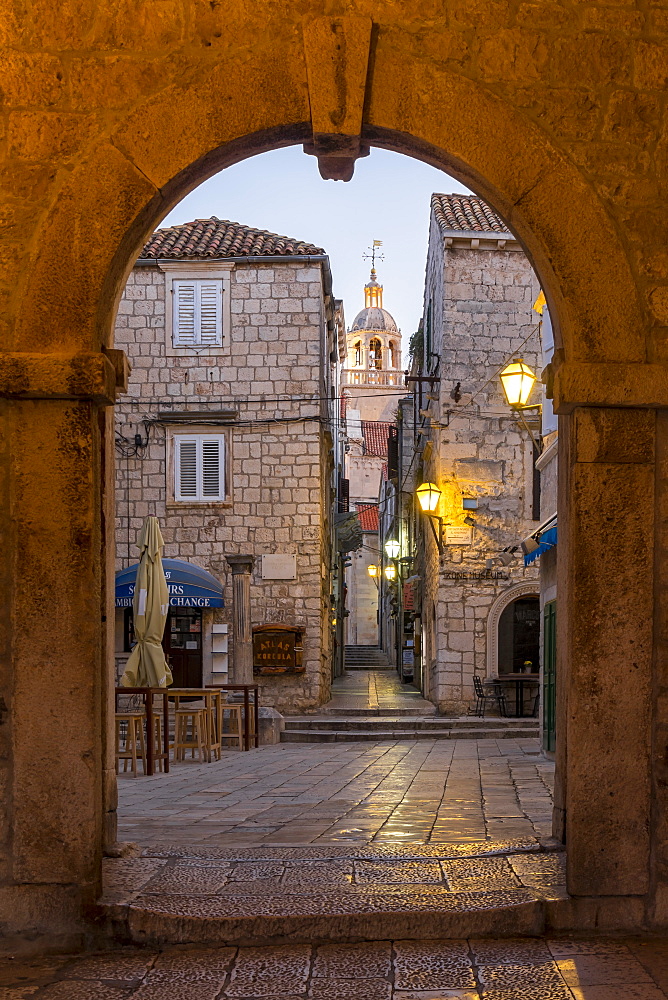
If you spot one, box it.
[406,194,543,715]
[342,268,404,648]
[113,217,342,715]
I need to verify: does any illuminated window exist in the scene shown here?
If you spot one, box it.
[369,337,382,370]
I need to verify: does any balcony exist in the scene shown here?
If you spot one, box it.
[342,368,404,387]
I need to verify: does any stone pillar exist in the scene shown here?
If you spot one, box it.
[226,555,255,686]
[558,406,654,897]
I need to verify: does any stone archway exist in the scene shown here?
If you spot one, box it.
[2,4,667,944]
[486,582,540,681]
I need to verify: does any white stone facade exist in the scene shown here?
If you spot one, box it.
[416,204,542,714]
[113,256,338,714]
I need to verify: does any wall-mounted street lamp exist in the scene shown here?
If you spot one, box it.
[367,563,380,590]
[499,359,542,450]
[384,564,397,581]
[384,538,401,559]
[416,481,446,555]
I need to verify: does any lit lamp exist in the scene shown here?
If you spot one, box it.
[385,564,397,581]
[499,358,542,451]
[416,481,442,513]
[499,358,537,409]
[367,564,379,577]
[384,538,401,559]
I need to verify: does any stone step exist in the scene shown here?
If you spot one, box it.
[321,705,437,716]
[284,716,537,731]
[99,843,570,947]
[281,727,539,743]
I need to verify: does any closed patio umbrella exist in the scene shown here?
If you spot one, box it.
[120,517,173,689]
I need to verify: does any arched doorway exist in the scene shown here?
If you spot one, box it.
[2,11,661,941]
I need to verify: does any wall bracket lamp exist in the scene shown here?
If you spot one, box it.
[416,482,447,555]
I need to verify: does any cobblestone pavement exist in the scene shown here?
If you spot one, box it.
[118,740,554,847]
[5,938,668,998]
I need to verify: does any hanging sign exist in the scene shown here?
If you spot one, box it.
[252,625,305,674]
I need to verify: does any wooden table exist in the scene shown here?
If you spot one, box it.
[499,673,540,718]
[206,684,259,751]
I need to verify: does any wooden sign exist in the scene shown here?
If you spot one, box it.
[253,625,304,674]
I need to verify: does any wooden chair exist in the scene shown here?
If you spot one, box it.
[115,711,147,776]
[174,707,207,763]
[204,695,222,762]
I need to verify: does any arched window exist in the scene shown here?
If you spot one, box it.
[497,596,540,675]
[389,340,397,368]
[369,337,382,370]
[354,340,362,366]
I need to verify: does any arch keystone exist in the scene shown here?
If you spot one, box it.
[302,14,372,181]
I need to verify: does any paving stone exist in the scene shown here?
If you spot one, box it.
[225,946,311,996]
[477,963,565,989]
[393,941,475,991]
[37,986,132,1000]
[132,985,225,1000]
[62,951,156,982]
[555,956,654,986]
[226,863,286,880]
[569,987,668,999]
[547,940,632,958]
[101,859,167,902]
[308,979,391,999]
[354,860,444,884]
[393,992,479,1000]
[470,939,552,966]
[312,943,392,978]
[148,947,236,982]
[0,989,40,999]
[479,989,574,1000]
[0,958,71,988]
[142,864,230,895]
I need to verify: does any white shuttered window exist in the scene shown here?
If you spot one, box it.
[175,435,226,502]
[173,280,223,347]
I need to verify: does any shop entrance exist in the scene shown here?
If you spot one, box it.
[163,609,203,688]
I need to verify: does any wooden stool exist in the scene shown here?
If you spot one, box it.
[221,704,244,750]
[115,712,146,777]
[149,712,165,773]
[205,698,222,762]
[174,708,206,763]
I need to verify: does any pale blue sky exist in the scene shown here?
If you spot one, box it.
[164,146,471,349]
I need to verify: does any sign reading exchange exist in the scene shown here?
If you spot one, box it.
[114,559,224,609]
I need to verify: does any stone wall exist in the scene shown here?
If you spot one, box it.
[421,220,542,714]
[114,260,335,714]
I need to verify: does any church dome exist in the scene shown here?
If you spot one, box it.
[351,307,399,333]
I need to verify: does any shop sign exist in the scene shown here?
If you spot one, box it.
[445,525,473,546]
[253,625,305,674]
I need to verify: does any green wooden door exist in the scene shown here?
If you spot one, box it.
[543,600,557,752]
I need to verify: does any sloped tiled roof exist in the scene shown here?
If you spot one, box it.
[362,420,392,458]
[140,217,325,260]
[356,503,379,532]
[431,194,510,235]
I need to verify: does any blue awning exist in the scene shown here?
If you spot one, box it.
[115,559,224,609]
[524,525,558,566]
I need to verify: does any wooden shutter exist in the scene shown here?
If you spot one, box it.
[175,438,198,499]
[173,281,197,346]
[198,281,223,346]
[201,437,225,499]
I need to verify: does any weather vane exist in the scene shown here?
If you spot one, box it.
[363,239,384,271]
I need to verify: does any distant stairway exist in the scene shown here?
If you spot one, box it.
[344,645,390,669]
[281,716,539,743]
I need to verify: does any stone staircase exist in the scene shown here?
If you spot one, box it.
[281,715,539,743]
[344,645,391,669]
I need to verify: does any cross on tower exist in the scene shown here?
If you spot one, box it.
[362,239,384,271]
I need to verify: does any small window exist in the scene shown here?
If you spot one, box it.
[174,434,226,502]
[354,340,362,366]
[389,340,397,368]
[173,280,223,347]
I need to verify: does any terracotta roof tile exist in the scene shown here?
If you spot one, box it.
[140,217,325,260]
[431,194,510,235]
[356,503,379,532]
[362,420,392,458]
